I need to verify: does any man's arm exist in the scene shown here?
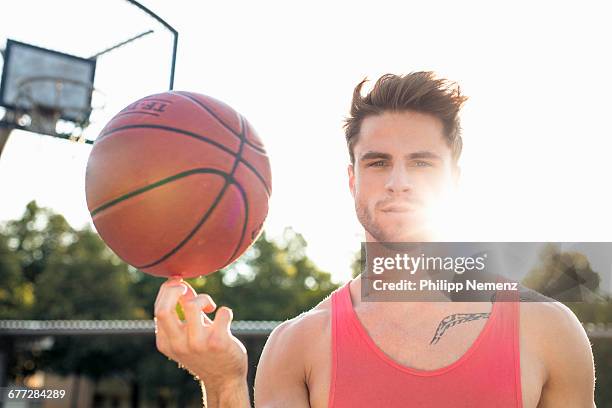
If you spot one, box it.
[255,318,312,407]
[154,278,251,408]
[536,302,596,407]
[200,378,250,408]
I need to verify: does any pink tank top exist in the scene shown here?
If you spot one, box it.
[329,280,523,407]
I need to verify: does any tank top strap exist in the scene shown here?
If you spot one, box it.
[332,280,352,314]
[491,279,521,339]
[331,280,356,341]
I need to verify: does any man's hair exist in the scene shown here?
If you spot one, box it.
[343,72,468,166]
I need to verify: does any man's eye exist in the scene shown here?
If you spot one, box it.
[368,161,387,167]
[415,161,432,167]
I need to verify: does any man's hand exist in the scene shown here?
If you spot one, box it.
[154,277,250,407]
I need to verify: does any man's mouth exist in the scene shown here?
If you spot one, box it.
[379,203,416,213]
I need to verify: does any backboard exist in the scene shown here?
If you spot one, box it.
[0,0,177,144]
[0,39,96,125]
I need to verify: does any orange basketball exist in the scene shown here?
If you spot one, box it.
[85,91,272,278]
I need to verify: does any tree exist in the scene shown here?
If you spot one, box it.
[2,201,75,284]
[0,202,138,386]
[522,243,601,302]
[32,226,135,320]
[1,202,339,406]
[0,232,32,319]
[350,247,362,278]
[196,228,337,321]
[129,227,338,322]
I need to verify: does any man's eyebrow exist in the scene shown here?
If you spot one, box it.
[359,151,392,161]
[408,151,442,160]
[359,150,442,161]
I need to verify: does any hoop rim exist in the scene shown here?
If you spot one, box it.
[15,75,105,112]
[0,76,105,141]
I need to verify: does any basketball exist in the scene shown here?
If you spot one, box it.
[84,91,272,278]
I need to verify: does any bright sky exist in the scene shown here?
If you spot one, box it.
[1,0,611,284]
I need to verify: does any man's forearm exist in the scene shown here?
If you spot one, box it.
[201,379,251,408]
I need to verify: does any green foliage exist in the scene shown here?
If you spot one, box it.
[522,243,601,302]
[196,228,338,321]
[3,201,74,283]
[1,201,338,405]
[127,228,338,322]
[350,247,362,278]
[0,233,33,318]
[592,338,612,408]
[32,227,135,320]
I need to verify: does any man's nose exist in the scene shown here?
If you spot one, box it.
[384,164,413,193]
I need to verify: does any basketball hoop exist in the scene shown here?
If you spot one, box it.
[14,76,104,143]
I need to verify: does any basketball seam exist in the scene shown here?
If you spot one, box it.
[173,91,268,154]
[138,115,249,271]
[137,115,248,269]
[172,91,242,137]
[96,124,271,196]
[141,98,174,104]
[230,115,245,176]
[133,171,232,269]
[136,176,252,271]
[114,111,160,117]
[244,125,267,153]
[90,168,228,216]
[97,124,235,155]
[224,115,249,266]
[224,178,249,267]
[91,176,254,274]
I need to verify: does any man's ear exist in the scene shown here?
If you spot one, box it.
[348,163,355,198]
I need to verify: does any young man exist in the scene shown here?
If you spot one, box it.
[154,72,596,407]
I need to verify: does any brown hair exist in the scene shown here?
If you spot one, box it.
[344,72,468,166]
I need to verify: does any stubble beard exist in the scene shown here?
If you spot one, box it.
[355,202,411,243]
[355,201,425,242]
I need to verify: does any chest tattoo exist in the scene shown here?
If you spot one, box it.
[429,312,490,345]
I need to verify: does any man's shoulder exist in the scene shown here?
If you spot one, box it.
[255,292,337,406]
[518,291,592,376]
[270,293,333,345]
[257,291,334,380]
[518,287,584,338]
[515,294,595,405]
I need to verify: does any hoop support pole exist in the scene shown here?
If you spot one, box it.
[124,0,178,90]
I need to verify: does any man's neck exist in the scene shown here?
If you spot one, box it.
[352,274,458,315]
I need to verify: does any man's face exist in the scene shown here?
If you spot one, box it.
[348,111,459,242]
